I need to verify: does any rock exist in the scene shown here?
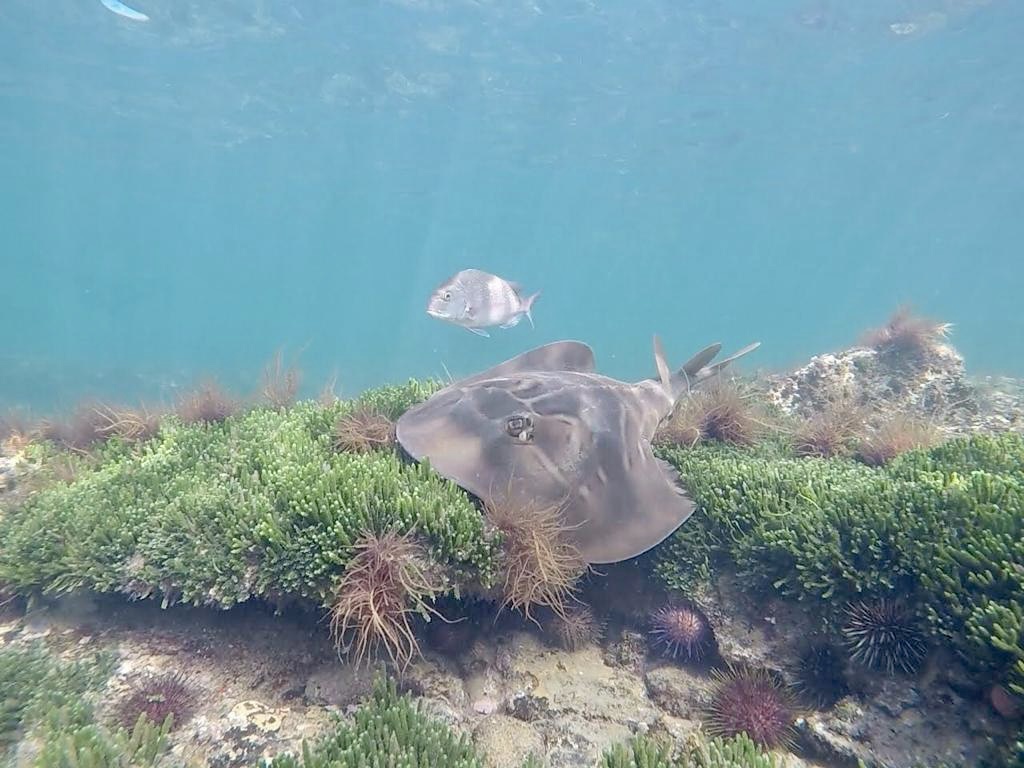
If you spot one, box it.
[508,690,549,722]
[0,456,17,494]
[464,660,505,716]
[643,665,711,720]
[202,700,293,768]
[472,714,545,768]
[794,707,864,768]
[496,631,665,767]
[796,682,1005,768]
[971,375,1024,433]
[602,629,647,675]
[226,700,285,733]
[762,342,980,432]
[303,660,378,708]
[871,678,922,718]
[404,653,472,717]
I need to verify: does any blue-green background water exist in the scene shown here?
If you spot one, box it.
[1,0,1022,414]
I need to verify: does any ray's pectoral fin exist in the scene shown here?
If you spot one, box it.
[567,428,696,564]
[450,341,596,389]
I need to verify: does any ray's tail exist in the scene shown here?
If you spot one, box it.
[652,336,761,402]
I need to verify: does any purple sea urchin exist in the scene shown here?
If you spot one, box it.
[112,670,200,732]
[841,599,928,675]
[706,665,798,749]
[794,641,849,709]
[648,602,715,662]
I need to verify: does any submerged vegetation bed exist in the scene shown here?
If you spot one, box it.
[654,432,1024,700]
[0,640,786,768]
[3,315,1024,765]
[0,380,500,638]
[4,375,1024,695]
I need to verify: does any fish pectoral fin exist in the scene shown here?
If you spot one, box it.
[467,327,491,337]
[499,316,522,329]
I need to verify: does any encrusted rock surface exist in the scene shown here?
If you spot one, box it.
[762,342,978,428]
[759,337,1024,439]
[0,557,1014,768]
[473,714,546,768]
[3,338,1023,766]
[0,455,17,494]
[1,595,337,768]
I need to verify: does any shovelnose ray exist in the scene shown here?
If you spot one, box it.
[395,336,760,564]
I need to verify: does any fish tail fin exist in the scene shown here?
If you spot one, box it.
[522,290,541,329]
[652,335,673,397]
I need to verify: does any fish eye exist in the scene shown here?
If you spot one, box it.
[443,291,451,301]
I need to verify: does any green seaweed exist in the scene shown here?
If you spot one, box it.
[599,735,675,768]
[267,677,484,768]
[0,390,500,615]
[686,733,787,767]
[653,432,1024,694]
[0,641,169,768]
[0,643,115,748]
[33,712,173,768]
[351,378,445,420]
[597,732,785,768]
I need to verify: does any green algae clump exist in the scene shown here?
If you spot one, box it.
[0,389,500,620]
[653,431,1024,699]
[598,732,785,768]
[268,677,484,768]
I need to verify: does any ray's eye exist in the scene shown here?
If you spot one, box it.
[505,414,534,443]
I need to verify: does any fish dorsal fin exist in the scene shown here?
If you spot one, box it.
[653,335,672,396]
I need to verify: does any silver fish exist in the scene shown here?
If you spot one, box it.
[426,268,541,338]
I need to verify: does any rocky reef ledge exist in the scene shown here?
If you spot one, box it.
[2,312,1023,768]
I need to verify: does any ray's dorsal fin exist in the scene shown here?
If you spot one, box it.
[668,340,761,400]
[451,340,596,388]
[681,343,722,376]
[669,342,721,399]
[652,335,672,396]
[694,341,761,383]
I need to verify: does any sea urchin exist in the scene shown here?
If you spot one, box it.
[648,601,716,663]
[112,670,200,732]
[548,603,605,651]
[794,641,849,709]
[841,598,927,675]
[706,665,798,750]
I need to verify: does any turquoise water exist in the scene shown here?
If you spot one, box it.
[1,0,1022,413]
